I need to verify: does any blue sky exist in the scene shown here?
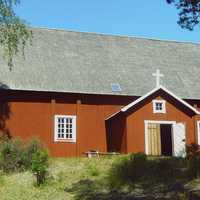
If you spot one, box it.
[15,0,200,43]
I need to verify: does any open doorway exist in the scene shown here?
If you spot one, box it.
[160,124,173,156]
[145,121,174,156]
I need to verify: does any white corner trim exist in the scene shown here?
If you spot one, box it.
[197,121,200,145]
[152,100,166,113]
[121,85,200,114]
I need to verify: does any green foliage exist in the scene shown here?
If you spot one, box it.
[167,0,200,30]
[0,0,32,69]
[0,139,25,172]
[31,148,49,186]
[22,138,45,169]
[186,143,200,178]
[0,137,49,187]
[108,153,186,188]
[0,156,199,200]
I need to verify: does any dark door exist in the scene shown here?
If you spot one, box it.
[160,124,173,156]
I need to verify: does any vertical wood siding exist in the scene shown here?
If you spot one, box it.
[1,90,136,157]
[125,94,196,154]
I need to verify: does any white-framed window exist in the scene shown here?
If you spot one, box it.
[54,115,76,142]
[152,100,166,113]
[197,121,200,145]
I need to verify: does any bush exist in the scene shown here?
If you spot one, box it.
[22,138,45,169]
[108,153,148,188]
[0,139,25,172]
[186,143,200,178]
[108,153,186,188]
[31,148,49,186]
[0,137,49,185]
[127,152,147,181]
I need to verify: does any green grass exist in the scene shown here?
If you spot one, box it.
[0,155,200,200]
[0,156,119,200]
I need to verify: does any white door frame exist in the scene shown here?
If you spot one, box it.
[144,120,176,156]
[197,121,200,145]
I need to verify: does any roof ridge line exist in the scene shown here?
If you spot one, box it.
[30,26,200,46]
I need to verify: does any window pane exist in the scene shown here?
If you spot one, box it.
[156,103,162,110]
[55,115,76,141]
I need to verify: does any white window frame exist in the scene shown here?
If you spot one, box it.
[54,115,76,143]
[197,121,200,145]
[152,100,166,113]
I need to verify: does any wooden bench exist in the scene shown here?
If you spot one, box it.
[84,150,99,158]
[84,150,120,158]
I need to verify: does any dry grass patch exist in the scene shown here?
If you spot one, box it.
[0,156,119,200]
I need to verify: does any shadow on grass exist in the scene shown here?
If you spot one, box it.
[66,178,187,200]
[65,155,190,200]
[66,179,147,200]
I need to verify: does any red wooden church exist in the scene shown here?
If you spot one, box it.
[0,28,200,157]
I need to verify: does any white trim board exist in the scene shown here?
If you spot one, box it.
[197,121,200,145]
[122,86,199,114]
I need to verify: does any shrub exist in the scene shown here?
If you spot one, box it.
[186,143,200,178]
[108,153,148,188]
[22,138,45,169]
[0,137,49,182]
[127,152,147,181]
[31,148,49,186]
[108,153,186,188]
[0,139,25,172]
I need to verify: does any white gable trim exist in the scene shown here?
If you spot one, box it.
[121,86,200,114]
[121,87,159,112]
[106,85,200,120]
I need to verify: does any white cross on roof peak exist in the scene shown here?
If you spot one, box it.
[152,69,164,87]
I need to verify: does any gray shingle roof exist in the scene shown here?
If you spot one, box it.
[0,28,200,99]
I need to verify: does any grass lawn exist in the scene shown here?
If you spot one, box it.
[0,156,119,200]
[1,155,200,200]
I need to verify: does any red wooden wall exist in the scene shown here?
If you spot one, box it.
[0,90,136,157]
[109,90,199,154]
